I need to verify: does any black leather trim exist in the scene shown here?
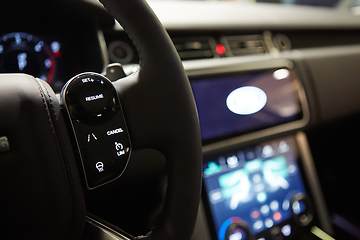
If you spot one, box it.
[37,79,86,239]
[0,74,85,239]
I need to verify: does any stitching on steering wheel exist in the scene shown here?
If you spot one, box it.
[41,81,81,239]
[35,79,76,238]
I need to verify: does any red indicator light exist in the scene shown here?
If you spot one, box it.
[54,50,62,58]
[216,44,226,55]
[273,212,281,221]
[251,210,260,219]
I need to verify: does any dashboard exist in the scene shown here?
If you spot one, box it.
[2,0,360,239]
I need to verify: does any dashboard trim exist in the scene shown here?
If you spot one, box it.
[85,216,132,240]
[107,1,360,31]
[296,132,334,236]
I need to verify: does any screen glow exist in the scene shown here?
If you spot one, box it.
[226,86,267,115]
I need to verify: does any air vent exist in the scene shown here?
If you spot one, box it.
[222,35,267,56]
[172,37,216,60]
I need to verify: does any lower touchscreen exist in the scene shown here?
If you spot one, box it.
[203,136,307,240]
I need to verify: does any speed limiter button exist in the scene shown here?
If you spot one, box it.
[79,85,108,112]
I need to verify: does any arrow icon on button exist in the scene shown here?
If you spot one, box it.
[87,133,98,142]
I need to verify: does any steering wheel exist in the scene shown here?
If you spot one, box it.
[0,0,202,239]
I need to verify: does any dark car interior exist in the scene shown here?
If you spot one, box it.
[0,0,360,239]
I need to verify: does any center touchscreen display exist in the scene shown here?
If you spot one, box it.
[190,68,303,142]
[203,136,307,239]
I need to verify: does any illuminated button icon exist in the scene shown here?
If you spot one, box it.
[227,155,239,168]
[115,142,125,156]
[106,127,124,136]
[273,212,282,222]
[265,218,273,228]
[262,145,274,158]
[279,140,290,153]
[282,200,290,211]
[115,142,123,151]
[95,162,104,172]
[270,200,279,211]
[288,164,297,174]
[87,133,97,142]
[257,192,267,203]
[229,232,243,240]
[204,162,222,176]
[216,44,226,55]
[79,85,108,112]
[251,210,260,219]
[253,220,263,231]
[209,189,223,204]
[281,224,291,237]
[260,204,270,215]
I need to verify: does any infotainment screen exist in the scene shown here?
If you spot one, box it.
[202,136,308,240]
[190,68,304,142]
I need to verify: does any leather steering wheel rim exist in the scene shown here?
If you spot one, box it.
[0,0,202,239]
[98,0,202,239]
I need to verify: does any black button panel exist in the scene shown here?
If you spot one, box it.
[62,73,118,125]
[61,72,131,189]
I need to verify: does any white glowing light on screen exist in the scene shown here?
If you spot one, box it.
[282,225,292,237]
[273,69,290,80]
[229,232,243,240]
[226,86,267,115]
[265,218,274,228]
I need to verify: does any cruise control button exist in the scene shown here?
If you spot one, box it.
[61,72,131,189]
[95,162,104,172]
[115,142,123,151]
[87,133,98,142]
[79,85,108,112]
[106,127,124,136]
[114,142,126,156]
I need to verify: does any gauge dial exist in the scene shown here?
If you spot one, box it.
[0,32,56,83]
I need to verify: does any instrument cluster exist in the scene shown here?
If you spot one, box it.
[0,32,66,91]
